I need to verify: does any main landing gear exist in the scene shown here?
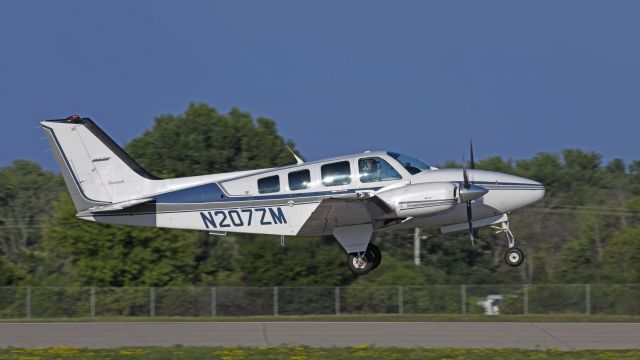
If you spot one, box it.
[492,221,525,267]
[347,244,382,275]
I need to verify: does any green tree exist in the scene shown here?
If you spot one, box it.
[42,193,213,286]
[235,235,350,286]
[0,256,22,286]
[601,225,640,283]
[0,160,63,262]
[554,215,605,283]
[125,103,300,177]
[477,156,514,173]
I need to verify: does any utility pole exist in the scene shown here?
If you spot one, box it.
[413,227,421,266]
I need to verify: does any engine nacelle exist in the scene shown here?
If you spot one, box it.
[377,182,457,218]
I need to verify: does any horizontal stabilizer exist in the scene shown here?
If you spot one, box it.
[88,198,154,213]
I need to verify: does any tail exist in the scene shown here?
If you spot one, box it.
[41,115,158,212]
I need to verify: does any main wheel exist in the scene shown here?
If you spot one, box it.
[504,247,525,267]
[368,244,382,269]
[347,251,375,275]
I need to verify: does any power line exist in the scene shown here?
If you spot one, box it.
[0,217,48,221]
[528,208,640,217]
[0,225,48,229]
[532,204,637,212]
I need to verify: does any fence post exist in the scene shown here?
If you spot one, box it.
[273,287,279,316]
[585,284,591,315]
[398,286,404,315]
[413,228,421,266]
[523,284,529,315]
[335,287,341,315]
[460,285,466,315]
[210,287,217,317]
[90,287,96,317]
[150,287,156,317]
[26,286,31,319]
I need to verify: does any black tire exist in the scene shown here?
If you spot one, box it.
[368,244,382,269]
[505,247,525,267]
[347,251,375,275]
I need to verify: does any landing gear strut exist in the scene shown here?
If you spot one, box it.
[347,244,382,275]
[492,221,525,267]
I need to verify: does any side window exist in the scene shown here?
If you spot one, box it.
[288,169,311,191]
[321,161,352,187]
[257,175,280,194]
[359,157,402,183]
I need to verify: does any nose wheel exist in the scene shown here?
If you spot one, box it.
[505,247,525,267]
[491,220,525,267]
[347,244,382,275]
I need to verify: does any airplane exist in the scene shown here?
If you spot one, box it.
[41,115,545,275]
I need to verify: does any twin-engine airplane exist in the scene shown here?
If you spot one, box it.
[42,115,544,275]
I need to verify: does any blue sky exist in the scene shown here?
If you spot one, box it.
[1,1,638,170]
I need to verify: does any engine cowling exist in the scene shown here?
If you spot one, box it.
[376,182,457,218]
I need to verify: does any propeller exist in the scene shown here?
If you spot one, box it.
[459,140,487,245]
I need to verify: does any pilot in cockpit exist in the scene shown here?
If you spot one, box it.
[359,158,381,182]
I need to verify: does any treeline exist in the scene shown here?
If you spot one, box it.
[1,103,639,288]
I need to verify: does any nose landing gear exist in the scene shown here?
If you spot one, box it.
[492,220,525,267]
[505,247,524,267]
[347,244,382,275]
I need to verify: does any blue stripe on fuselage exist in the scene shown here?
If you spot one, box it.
[155,183,382,204]
[154,180,542,205]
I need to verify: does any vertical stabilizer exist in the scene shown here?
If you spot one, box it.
[41,116,157,211]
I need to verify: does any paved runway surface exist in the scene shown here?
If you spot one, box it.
[1,322,639,350]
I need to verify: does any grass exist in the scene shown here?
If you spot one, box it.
[1,346,640,359]
[1,314,639,323]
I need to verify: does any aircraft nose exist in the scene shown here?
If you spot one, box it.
[522,178,545,205]
[480,172,545,212]
[531,180,545,203]
[509,176,545,209]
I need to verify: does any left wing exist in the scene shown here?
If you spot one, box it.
[297,193,392,236]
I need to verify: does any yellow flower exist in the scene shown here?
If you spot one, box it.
[118,349,145,356]
[45,346,80,358]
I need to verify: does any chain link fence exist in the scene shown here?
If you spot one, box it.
[1,284,639,319]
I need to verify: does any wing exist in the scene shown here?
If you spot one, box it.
[297,193,393,236]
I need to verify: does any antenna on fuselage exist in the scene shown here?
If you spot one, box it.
[286,146,304,165]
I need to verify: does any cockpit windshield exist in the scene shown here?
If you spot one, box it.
[387,151,430,175]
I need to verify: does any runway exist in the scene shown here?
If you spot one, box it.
[1,322,639,350]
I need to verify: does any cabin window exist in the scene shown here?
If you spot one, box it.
[288,169,311,191]
[321,161,352,187]
[388,151,430,175]
[258,175,280,194]
[358,157,402,183]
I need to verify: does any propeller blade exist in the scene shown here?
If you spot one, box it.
[462,142,481,245]
[469,140,475,170]
[462,165,470,189]
[466,201,475,245]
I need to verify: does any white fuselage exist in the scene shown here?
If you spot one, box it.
[78,151,544,236]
